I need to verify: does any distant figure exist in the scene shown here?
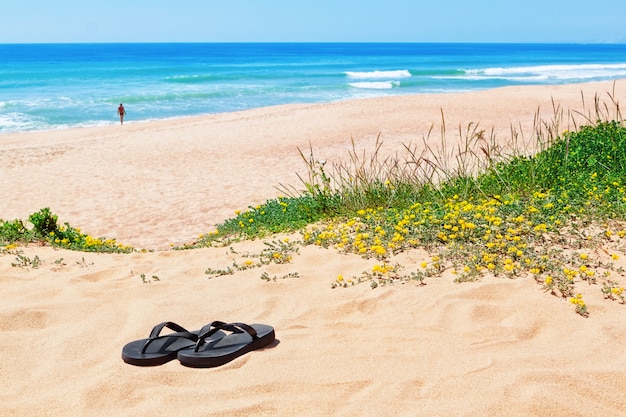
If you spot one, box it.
[118,103,126,125]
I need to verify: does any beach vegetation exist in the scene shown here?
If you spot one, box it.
[192,90,626,315]
[0,208,133,253]
[140,274,161,284]
[0,219,35,245]
[76,257,94,268]
[205,238,299,279]
[260,271,301,282]
[3,90,626,316]
[11,252,42,269]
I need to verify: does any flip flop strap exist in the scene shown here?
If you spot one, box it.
[149,321,189,338]
[197,320,227,335]
[141,321,196,354]
[194,322,258,352]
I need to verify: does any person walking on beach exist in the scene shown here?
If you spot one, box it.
[118,103,126,125]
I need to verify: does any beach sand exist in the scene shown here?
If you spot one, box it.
[1,80,626,416]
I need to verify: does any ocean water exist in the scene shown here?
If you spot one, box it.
[1,43,626,133]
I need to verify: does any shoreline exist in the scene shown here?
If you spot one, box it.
[0,81,601,137]
[2,79,626,249]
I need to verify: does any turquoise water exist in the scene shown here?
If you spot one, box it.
[1,43,626,133]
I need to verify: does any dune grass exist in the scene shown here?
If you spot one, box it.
[191,89,626,315]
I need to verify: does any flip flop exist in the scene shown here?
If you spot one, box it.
[177,322,275,368]
[121,321,226,366]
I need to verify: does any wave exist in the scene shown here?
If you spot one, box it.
[0,112,48,133]
[345,70,411,79]
[460,63,626,81]
[165,74,216,84]
[349,81,400,90]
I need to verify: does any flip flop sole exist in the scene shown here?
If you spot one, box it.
[122,336,196,366]
[121,322,227,367]
[178,324,275,368]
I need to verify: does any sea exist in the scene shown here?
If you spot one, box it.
[1,42,626,134]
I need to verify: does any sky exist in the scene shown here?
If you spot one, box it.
[1,0,626,44]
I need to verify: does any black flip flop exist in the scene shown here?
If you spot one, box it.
[177,322,275,368]
[121,321,226,366]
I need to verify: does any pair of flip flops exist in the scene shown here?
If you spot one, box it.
[121,321,275,368]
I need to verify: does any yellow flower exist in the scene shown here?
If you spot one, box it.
[569,294,586,308]
[579,253,588,260]
[612,254,620,260]
[370,246,387,256]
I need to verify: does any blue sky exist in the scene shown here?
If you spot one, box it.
[2,0,626,43]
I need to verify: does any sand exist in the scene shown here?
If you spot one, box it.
[1,80,626,416]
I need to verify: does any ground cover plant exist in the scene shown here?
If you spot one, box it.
[0,207,132,253]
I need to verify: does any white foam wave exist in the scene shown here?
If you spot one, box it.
[349,81,400,90]
[345,70,411,79]
[463,63,626,81]
[0,113,42,133]
[167,74,214,83]
[0,113,113,134]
